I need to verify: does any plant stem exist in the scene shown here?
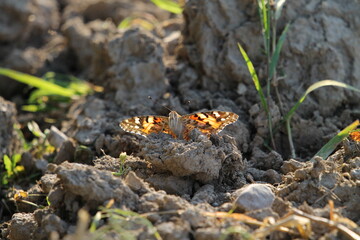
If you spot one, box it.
[271,6,284,116]
[267,4,276,150]
[286,118,296,158]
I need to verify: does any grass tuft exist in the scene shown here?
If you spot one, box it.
[0,68,97,112]
[238,1,360,158]
[284,80,360,158]
[113,152,130,177]
[90,207,162,240]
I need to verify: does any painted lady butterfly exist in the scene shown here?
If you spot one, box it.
[349,130,360,142]
[120,110,238,140]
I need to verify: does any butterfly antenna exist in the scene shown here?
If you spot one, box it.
[163,105,173,113]
[148,95,173,113]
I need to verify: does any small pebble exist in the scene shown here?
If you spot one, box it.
[233,183,275,212]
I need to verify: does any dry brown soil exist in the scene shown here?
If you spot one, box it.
[0,0,360,239]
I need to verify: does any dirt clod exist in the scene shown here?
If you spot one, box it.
[156,220,191,240]
[191,184,216,205]
[33,213,68,240]
[146,174,193,196]
[138,134,243,184]
[124,171,152,196]
[50,161,139,209]
[8,213,37,240]
[54,140,76,164]
[39,174,58,194]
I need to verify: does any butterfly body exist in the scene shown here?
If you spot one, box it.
[120,110,238,140]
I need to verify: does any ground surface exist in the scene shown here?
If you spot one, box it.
[0,0,360,239]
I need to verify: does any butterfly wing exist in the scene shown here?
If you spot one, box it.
[120,115,171,137]
[350,131,360,142]
[181,111,239,137]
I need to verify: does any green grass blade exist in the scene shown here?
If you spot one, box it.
[284,80,360,121]
[238,43,268,112]
[274,0,287,20]
[150,0,183,14]
[258,0,270,55]
[67,80,90,95]
[312,120,359,161]
[220,226,252,240]
[0,68,75,97]
[43,72,92,95]
[27,121,45,138]
[265,0,270,55]
[118,16,134,29]
[89,211,102,232]
[22,105,45,112]
[269,23,290,79]
[118,17,155,30]
[28,89,61,103]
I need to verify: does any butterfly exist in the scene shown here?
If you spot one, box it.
[120,110,238,140]
[349,130,360,142]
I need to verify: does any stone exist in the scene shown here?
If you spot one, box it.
[233,184,275,212]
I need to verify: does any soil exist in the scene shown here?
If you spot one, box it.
[1,0,360,239]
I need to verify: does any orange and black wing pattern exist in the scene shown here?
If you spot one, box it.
[120,115,171,137]
[181,111,238,137]
[349,130,360,142]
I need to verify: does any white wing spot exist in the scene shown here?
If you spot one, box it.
[134,118,141,124]
[221,118,226,121]
[134,125,140,129]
